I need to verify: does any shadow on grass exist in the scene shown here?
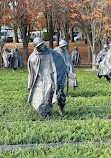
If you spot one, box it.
[62,106,111,120]
[51,104,111,120]
[1,101,111,122]
[68,89,111,98]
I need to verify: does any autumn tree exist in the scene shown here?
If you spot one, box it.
[69,0,110,70]
[34,13,46,32]
[0,0,11,66]
[42,0,70,48]
[101,1,111,45]
[6,0,44,59]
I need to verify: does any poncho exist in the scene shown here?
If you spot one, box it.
[28,47,67,115]
[98,49,111,76]
[96,49,108,69]
[54,47,78,88]
[71,49,81,66]
[2,48,11,67]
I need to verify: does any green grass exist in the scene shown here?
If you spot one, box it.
[0,143,111,158]
[0,118,111,145]
[0,68,111,121]
[68,70,111,97]
[1,96,111,121]
[0,67,111,156]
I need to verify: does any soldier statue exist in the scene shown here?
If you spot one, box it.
[28,37,68,117]
[54,40,78,90]
[71,46,81,67]
[97,43,111,81]
[96,44,108,69]
[9,46,24,72]
[2,47,11,68]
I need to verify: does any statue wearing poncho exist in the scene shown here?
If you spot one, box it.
[10,46,24,70]
[97,43,111,81]
[71,46,81,67]
[28,37,67,116]
[54,40,78,90]
[2,47,11,67]
[96,44,108,69]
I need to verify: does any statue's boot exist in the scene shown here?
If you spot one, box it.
[97,74,102,79]
[45,111,51,118]
[58,100,65,116]
[104,75,110,81]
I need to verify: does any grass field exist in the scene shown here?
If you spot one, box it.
[0,67,111,157]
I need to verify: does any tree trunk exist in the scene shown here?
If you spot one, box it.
[99,40,102,50]
[92,50,97,70]
[0,25,1,39]
[70,27,74,42]
[48,8,54,48]
[106,37,109,45]
[21,26,29,60]
[0,39,5,67]
[44,11,54,48]
[13,24,19,43]
[65,23,69,49]
[49,24,54,48]
[56,29,60,46]
[92,44,98,70]
[44,13,49,41]
[84,38,87,44]
[88,43,92,62]
[23,41,28,60]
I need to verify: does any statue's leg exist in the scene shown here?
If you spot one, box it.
[97,73,102,79]
[104,75,110,81]
[58,89,66,116]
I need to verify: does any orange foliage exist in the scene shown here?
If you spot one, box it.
[97,2,101,5]
[71,13,78,18]
[103,17,108,23]
[104,24,110,30]
[106,1,111,5]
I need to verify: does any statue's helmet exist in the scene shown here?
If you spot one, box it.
[103,44,108,49]
[75,46,78,49]
[59,40,67,47]
[33,37,45,47]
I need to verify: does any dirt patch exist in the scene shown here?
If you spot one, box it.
[1,41,91,66]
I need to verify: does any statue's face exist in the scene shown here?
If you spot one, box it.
[61,46,66,52]
[36,43,45,52]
